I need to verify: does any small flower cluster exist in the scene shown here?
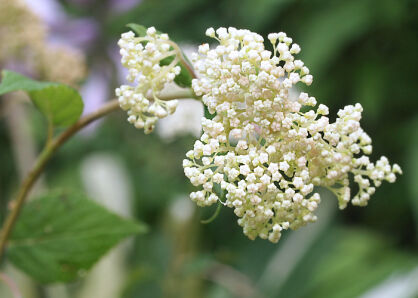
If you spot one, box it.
[116,28,181,133]
[0,0,86,86]
[183,27,401,243]
[0,0,46,64]
[37,45,86,86]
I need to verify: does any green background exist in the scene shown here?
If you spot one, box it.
[1,0,417,297]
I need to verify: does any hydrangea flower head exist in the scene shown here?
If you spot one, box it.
[116,27,181,133]
[183,27,401,243]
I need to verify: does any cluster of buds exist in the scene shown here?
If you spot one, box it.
[0,0,86,86]
[0,0,46,64]
[37,45,86,87]
[116,28,181,133]
[183,27,401,243]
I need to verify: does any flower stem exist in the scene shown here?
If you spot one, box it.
[166,40,197,79]
[0,99,119,261]
[0,87,198,262]
[201,201,222,224]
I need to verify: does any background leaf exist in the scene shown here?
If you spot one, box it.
[160,56,193,88]
[277,228,417,298]
[7,191,147,284]
[0,70,53,94]
[126,23,151,37]
[0,70,84,126]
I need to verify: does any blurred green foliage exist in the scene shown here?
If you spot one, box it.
[1,0,418,297]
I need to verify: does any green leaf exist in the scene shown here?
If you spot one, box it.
[160,55,193,88]
[204,105,215,120]
[8,191,147,284]
[0,70,53,94]
[126,24,193,88]
[29,85,84,126]
[126,23,149,37]
[176,51,194,88]
[0,70,83,126]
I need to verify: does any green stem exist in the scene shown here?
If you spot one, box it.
[201,201,222,224]
[0,87,198,262]
[166,40,197,79]
[153,87,196,101]
[0,99,120,261]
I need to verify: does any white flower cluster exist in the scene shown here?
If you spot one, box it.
[183,27,402,243]
[116,28,181,133]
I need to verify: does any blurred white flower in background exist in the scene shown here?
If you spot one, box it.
[169,195,196,224]
[81,153,133,221]
[157,96,204,141]
[288,84,300,102]
[23,0,65,25]
[78,153,134,298]
[361,267,418,298]
[156,44,204,141]
[80,67,111,134]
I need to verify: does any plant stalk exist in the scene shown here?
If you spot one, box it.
[0,86,198,262]
[0,99,119,261]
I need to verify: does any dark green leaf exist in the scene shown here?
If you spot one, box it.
[0,70,83,126]
[160,55,193,88]
[8,191,147,283]
[204,105,215,120]
[175,56,194,88]
[174,64,193,88]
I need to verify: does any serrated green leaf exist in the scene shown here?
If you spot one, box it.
[8,191,147,284]
[126,24,193,88]
[0,70,83,126]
